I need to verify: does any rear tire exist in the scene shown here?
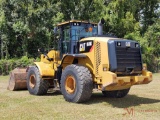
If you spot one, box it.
[102,88,130,98]
[60,64,93,103]
[27,66,49,95]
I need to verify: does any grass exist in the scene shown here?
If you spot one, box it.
[0,74,160,120]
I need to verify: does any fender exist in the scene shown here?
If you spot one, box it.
[54,54,87,81]
[34,62,55,77]
[60,54,87,66]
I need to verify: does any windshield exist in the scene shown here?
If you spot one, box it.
[60,23,97,54]
[71,24,97,40]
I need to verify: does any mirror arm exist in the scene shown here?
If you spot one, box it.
[43,54,53,61]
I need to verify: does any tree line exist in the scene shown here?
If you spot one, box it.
[0,0,159,72]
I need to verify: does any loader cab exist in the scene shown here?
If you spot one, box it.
[55,20,97,57]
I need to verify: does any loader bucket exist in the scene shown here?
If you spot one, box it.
[7,68,27,91]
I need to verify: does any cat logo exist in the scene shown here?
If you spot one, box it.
[79,40,93,53]
[79,43,86,51]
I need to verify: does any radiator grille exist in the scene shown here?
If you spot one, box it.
[95,42,101,75]
[116,47,142,72]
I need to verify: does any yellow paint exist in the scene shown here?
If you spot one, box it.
[61,55,74,69]
[100,70,152,91]
[35,50,61,78]
[34,62,55,77]
[65,75,76,94]
[78,37,153,91]
[34,35,152,91]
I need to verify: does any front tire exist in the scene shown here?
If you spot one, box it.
[60,64,93,103]
[27,66,49,95]
[102,88,130,98]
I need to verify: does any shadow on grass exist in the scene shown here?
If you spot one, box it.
[35,89,160,108]
[85,93,160,108]
[45,90,62,96]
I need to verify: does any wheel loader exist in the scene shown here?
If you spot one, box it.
[8,19,152,103]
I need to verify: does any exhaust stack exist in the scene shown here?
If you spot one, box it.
[98,18,105,35]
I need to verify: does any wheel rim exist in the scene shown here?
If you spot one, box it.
[65,75,76,94]
[29,75,36,88]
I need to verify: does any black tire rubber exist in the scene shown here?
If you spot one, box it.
[27,66,49,95]
[102,88,130,98]
[60,64,93,103]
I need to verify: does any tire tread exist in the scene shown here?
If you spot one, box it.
[61,64,93,103]
[27,66,49,95]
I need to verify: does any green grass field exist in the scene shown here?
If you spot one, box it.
[0,74,160,120]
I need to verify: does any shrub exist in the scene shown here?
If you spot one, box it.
[0,56,36,75]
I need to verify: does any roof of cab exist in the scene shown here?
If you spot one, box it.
[57,20,97,26]
[80,37,122,42]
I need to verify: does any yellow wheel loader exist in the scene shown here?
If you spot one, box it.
[8,19,152,103]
